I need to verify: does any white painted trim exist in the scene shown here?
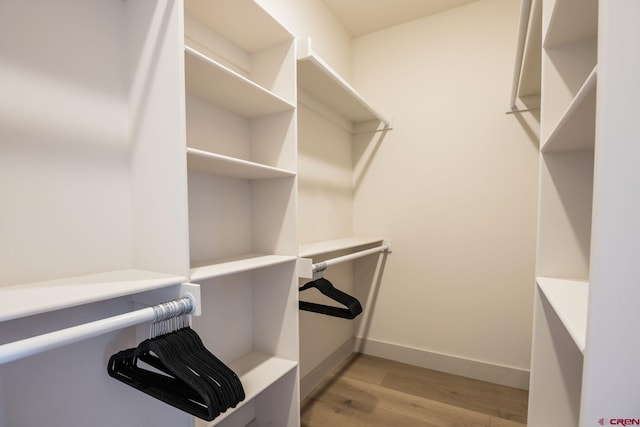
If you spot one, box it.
[300,337,354,399]
[354,337,530,390]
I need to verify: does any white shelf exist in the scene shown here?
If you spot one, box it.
[187,148,296,180]
[299,237,385,258]
[185,46,295,118]
[297,38,391,128]
[190,254,297,282]
[184,0,293,53]
[544,0,597,47]
[0,269,186,322]
[195,351,297,427]
[536,277,589,352]
[542,66,597,153]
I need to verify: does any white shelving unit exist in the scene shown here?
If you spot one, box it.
[0,0,300,426]
[528,0,597,424]
[183,0,299,425]
[529,0,640,425]
[296,38,391,399]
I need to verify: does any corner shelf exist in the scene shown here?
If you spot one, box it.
[190,254,297,282]
[297,38,391,129]
[299,237,385,258]
[186,148,296,180]
[185,46,295,118]
[542,66,597,153]
[195,351,297,427]
[536,276,588,353]
[0,270,186,322]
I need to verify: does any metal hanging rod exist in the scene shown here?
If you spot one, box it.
[0,295,195,366]
[507,0,533,113]
[312,242,391,274]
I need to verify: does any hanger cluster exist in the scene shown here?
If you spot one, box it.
[108,326,244,421]
[299,277,363,319]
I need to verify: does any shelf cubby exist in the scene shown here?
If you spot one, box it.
[185,46,295,119]
[184,0,295,106]
[187,172,296,269]
[537,150,594,280]
[191,263,299,426]
[297,38,391,131]
[543,0,597,48]
[195,351,297,427]
[542,67,597,152]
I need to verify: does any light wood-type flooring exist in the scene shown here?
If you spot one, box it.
[301,353,528,427]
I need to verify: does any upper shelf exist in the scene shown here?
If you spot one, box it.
[299,237,385,258]
[0,269,186,322]
[544,0,597,48]
[184,0,293,53]
[185,46,295,118]
[536,276,588,353]
[297,38,391,129]
[542,66,597,153]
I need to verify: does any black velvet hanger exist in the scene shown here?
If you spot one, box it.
[107,335,221,420]
[107,327,244,421]
[299,277,363,319]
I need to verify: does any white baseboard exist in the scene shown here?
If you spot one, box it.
[300,337,355,400]
[354,337,530,390]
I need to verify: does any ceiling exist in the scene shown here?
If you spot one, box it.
[321,0,480,38]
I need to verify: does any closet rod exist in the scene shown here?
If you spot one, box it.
[0,296,195,366]
[508,0,532,112]
[313,243,391,274]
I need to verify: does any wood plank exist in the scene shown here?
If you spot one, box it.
[377,358,528,424]
[302,354,528,426]
[302,374,491,427]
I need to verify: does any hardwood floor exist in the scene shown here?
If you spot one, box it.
[301,353,528,427]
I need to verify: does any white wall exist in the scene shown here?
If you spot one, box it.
[351,0,539,388]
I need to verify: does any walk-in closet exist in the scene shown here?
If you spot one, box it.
[1,0,639,426]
